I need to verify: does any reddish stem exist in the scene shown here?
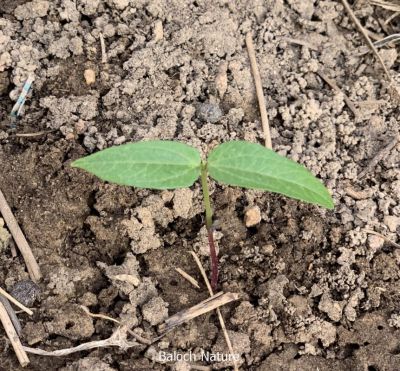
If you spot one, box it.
[207,228,218,291]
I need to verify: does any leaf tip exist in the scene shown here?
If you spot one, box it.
[320,193,334,210]
[71,158,84,169]
[324,199,335,210]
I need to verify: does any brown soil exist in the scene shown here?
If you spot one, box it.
[1,0,400,370]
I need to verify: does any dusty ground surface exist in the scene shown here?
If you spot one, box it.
[0,0,400,370]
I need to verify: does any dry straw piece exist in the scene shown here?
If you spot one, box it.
[175,267,201,289]
[246,32,272,149]
[341,0,393,83]
[0,301,29,367]
[159,292,239,332]
[23,326,138,357]
[370,0,400,12]
[0,189,41,282]
[191,251,240,371]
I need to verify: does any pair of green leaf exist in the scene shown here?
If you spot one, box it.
[71,140,334,209]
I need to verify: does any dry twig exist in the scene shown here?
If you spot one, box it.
[344,186,373,200]
[374,33,400,48]
[175,267,200,289]
[23,326,137,356]
[0,301,29,367]
[370,0,400,12]
[99,32,108,64]
[316,70,359,118]
[341,0,393,83]
[246,32,272,149]
[364,229,400,249]
[284,37,319,51]
[0,189,41,282]
[80,306,151,345]
[358,135,399,178]
[159,292,239,332]
[14,130,55,138]
[191,251,240,371]
[384,11,400,25]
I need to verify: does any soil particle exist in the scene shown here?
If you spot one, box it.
[122,208,162,254]
[384,215,400,233]
[212,330,250,368]
[60,357,116,371]
[0,218,10,253]
[44,304,94,340]
[22,322,47,345]
[142,296,168,326]
[97,253,140,296]
[84,68,96,85]
[318,292,344,322]
[173,189,194,219]
[14,1,50,20]
[128,277,158,309]
[244,205,262,227]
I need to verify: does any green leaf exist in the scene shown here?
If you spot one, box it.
[71,141,201,189]
[207,141,334,209]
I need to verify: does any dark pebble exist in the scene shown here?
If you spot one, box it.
[10,280,41,307]
[196,102,223,124]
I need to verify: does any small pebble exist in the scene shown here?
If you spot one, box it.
[10,280,40,307]
[75,119,86,134]
[261,244,275,255]
[84,69,96,85]
[196,102,223,124]
[245,206,261,227]
[153,20,163,42]
[384,215,400,233]
[65,132,75,140]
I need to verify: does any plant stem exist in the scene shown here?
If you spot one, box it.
[200,162,218,290]
[200,162,213,229]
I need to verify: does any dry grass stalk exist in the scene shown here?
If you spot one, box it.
[384,11,400,25]
[0,301,29,367]
[159,292,239,332]
[358,135,399,178]
[99,32,107,64]
[23,326,138,356]
[370,0,400,12]
[0,189,42,282]
[175,267,200,289]
[341,0,393,83]
[245,32,272,149]
[15,130,55,138]
[80,305,152,344]
[344,186,373,200]
[316,70,359,118]
[284,38,319,51]
[190,251,240,371]
[364,229,400,248]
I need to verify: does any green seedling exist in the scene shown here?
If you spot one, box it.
[72,140,333,290]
